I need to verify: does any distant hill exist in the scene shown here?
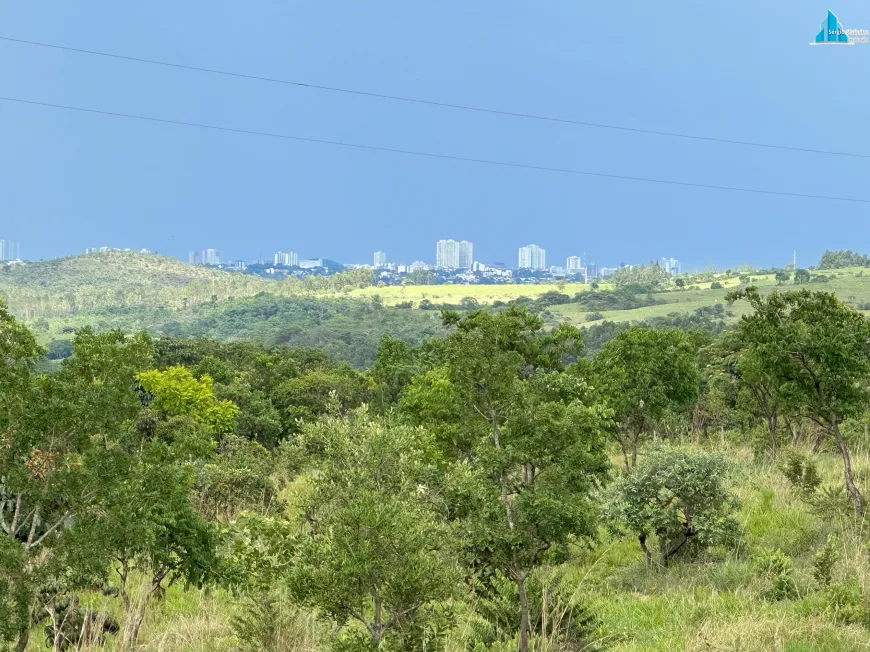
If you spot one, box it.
[0,251,284,318]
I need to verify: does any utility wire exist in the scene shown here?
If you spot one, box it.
[1,35,868,160]
[2,95,868,204]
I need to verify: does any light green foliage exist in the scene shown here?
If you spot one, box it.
[594,327,699,467]
[754,548,797,601]
[137,366,239,435]
[821,582,870,627]
[287,410,460,650]
[606,447,739,567]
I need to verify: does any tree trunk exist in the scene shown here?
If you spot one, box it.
[639,534,652,569]
[516,575,530,652]
[832,418,864,516]
[15,628,29,652]
[630,434,639,468]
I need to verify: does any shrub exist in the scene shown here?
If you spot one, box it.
[813,536,839,588]
[822,582,870,626]
[754,547,798,601]
[585,312,604,322]
[782,451,822,497]
[605,447,739,568]
[710,281,723,289]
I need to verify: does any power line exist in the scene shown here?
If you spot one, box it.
[2,34,868,161]
[2,94,868,204]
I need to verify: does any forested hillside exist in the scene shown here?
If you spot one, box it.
[0,252,373,318]
[6,285,870,651]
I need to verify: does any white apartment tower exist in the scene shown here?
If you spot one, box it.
[274,251,299,266]
[436,239,473,268]
[374,251,387,268]
[518,244,546,270]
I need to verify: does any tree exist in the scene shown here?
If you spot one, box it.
[397,308,610,651]
[606,447,738,568]
[727,288,870,515]
[794,268,811,284]
[675,278,685,289]
[775,271,791,284]
[287,410,459,649]
[593,327,699,468]
[609,264,671,292]
[1,326,154,651]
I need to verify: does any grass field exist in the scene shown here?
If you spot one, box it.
[55,442,870,652]
[342,268,870,330]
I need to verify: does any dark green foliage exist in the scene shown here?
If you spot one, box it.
[727,288,870,515]
[782,451,823,497]
[594,327,699,467]
[813,536,839,588]
[710,281,723,289]
[467,571,603,651]
[572,288,663,312]
[606,447,739,567]
[794,268,811,284]
[817,249,870,270]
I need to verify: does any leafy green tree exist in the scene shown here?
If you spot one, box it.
[609,263,671,292]
[96,365,233,649]
[794,268,811,284]
[398,308,610,652]
[775,271,791,284]
[287,410,459,650]
[727,288,870,515]
[1,325,153,651]
[593,327,699,468]
[606,447,738,567]
[818,249,870,270]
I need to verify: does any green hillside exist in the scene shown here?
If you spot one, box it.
[0,251,284,317]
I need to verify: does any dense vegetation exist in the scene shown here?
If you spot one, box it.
[817,249,870,270]
[7,278,870,651]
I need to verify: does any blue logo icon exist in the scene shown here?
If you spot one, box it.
[812,10,868,45]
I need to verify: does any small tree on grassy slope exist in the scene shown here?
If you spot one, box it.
[606,447,738,568]
[593,327,699,468]
[727,288,870,516]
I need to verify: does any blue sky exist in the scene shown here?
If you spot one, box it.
[1,2,868,270]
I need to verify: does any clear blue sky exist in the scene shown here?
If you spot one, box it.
[1,2,868,270]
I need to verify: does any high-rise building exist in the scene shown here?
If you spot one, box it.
[0,240,20,261]
[566,256,582,273]
[458,241,473,269]
[518,244,546,270]
[660,257,681,275]
[436,239,459,268]
[200,249,221,266]
[374,251,387,268]
[188,251,198,265]
[274,251,298,266]
[435,239,473,269]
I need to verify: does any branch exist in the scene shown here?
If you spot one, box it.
[25,508,72,550]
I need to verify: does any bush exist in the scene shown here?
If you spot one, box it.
[754,547,798,601]
[813,536,839,588]
[585,312,604,322]
[822,582,870,626]
[710,281,723,289]
[782,451,822,497]
[605,447,739,568]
